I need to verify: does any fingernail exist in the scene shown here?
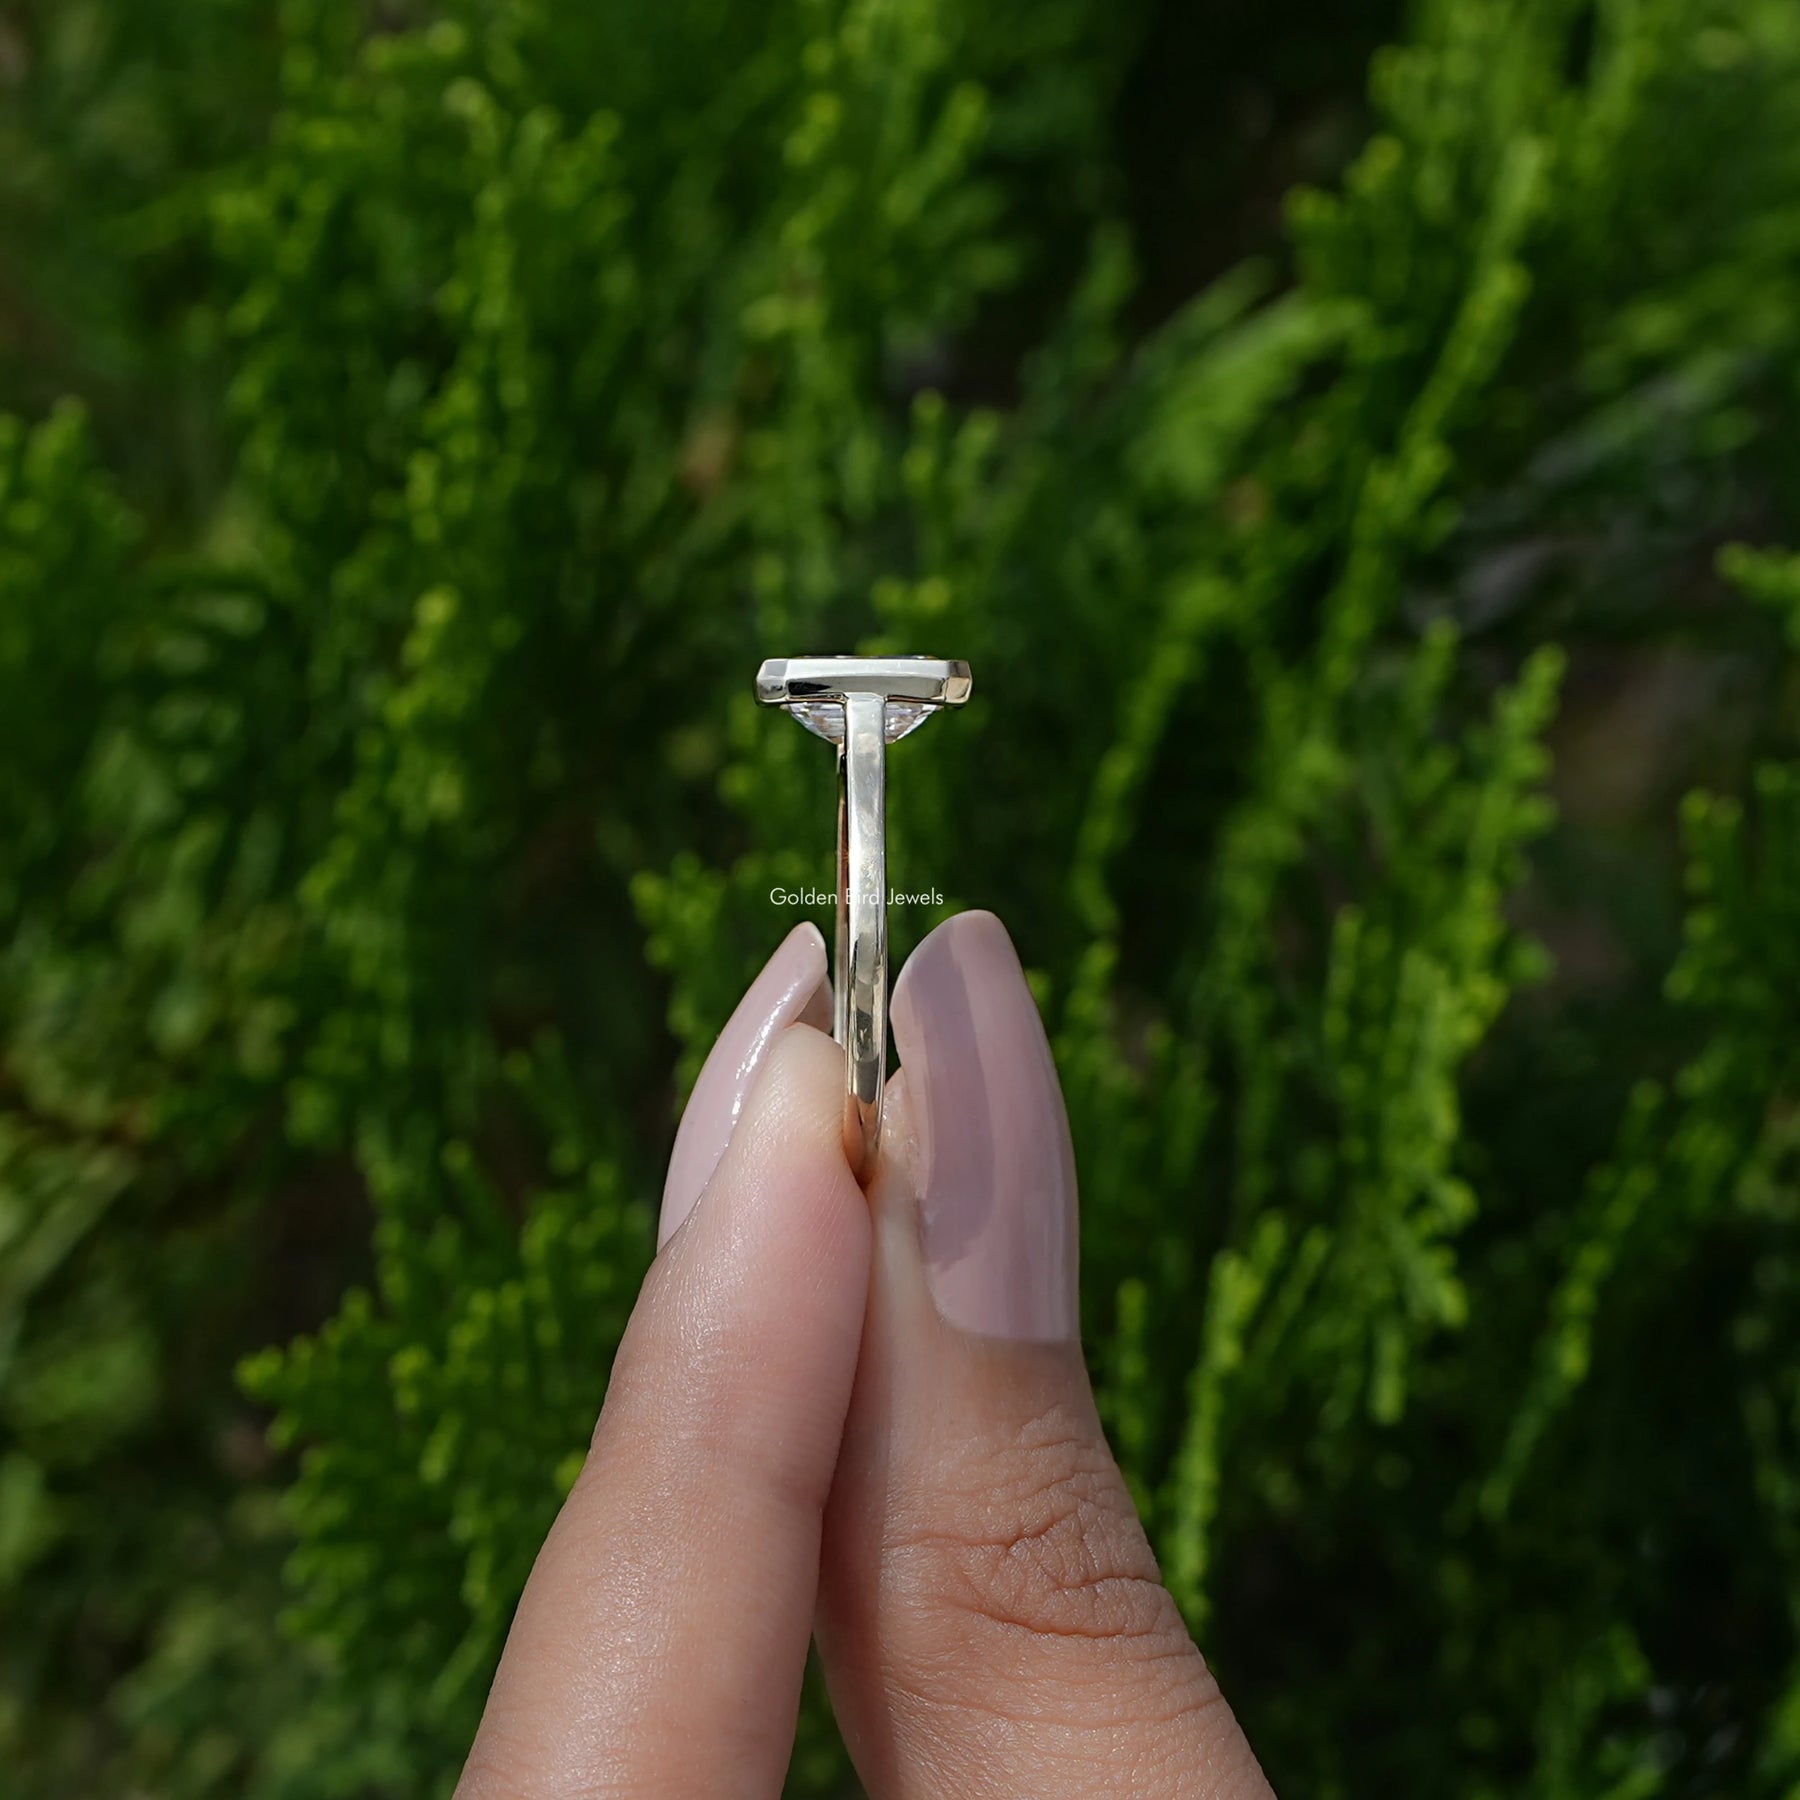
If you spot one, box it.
[660,922,831,1246]
[889,912,1078,1340]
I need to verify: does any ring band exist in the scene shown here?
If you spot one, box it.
[756,656,973,1175]
[838,692,886,1169]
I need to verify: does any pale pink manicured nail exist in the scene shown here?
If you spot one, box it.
[659,923,831,1246]
[889,912,1078,1340]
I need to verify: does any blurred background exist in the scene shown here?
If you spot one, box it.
[3,0,1799,1794]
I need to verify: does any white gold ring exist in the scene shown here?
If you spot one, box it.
[755,655,973,1176]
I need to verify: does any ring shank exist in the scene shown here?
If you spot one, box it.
[836,692,886,1176]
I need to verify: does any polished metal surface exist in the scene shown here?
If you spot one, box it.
[755,655,973,1175]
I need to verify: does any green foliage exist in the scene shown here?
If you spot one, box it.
[5,0,1800,1795]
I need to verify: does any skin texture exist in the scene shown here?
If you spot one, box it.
[456,914,1275,1800]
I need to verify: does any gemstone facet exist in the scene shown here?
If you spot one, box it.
[788,697,937,744]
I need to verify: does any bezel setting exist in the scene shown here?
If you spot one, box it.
[755,656,973,744]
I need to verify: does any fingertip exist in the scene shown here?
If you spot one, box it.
[889,907,1013,1028]
[665,1018,871,1336]
[888,907,1079,1342]
[724,1019,854,1179]
[659,925,832,1246]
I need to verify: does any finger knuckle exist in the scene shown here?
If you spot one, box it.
[895,1402,1188,1655]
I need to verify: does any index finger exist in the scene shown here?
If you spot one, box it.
[458,934,868,1798]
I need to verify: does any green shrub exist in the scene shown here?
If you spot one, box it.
[4,0,1800,1794]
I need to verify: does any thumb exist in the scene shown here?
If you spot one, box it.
[816,912,1273,1800]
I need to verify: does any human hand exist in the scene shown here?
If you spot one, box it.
[455,912,1274,1798]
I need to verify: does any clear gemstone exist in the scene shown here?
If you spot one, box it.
[788,699,936,744]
